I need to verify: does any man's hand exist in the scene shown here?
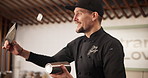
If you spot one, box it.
[2,40,30,59]
[50,65,73,78]
[2,40,23,55]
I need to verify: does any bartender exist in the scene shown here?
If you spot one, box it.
[3,0,126,78]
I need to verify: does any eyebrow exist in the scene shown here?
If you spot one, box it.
[75,10,86,13]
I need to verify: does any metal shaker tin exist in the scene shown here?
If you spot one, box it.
[45,62,71,74]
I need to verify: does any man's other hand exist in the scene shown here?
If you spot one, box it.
[50,64,73,78]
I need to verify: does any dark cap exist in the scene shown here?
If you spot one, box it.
[65,0,104,17]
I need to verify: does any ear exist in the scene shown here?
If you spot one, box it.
[92,12,98,21]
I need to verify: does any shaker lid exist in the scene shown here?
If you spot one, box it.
[45,63,52,73]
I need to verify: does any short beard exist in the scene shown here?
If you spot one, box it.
[76,27,85,33]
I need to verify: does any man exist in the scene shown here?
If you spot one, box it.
[3,0,126,78]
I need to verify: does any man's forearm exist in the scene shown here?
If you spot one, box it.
[19,49,30,59]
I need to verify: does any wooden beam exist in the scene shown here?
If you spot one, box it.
[46,0,66,22]
[4,0,35,25]
[58,0,73,22]
[18,0,49,24]
[67,0,75,6]
[26,0,58,23]
[122,0,138,18]
[0,6,25,25]
[0,1,32,25]
[104,10,114,19]
[102,15,108,20]
[0,12,22,25]
[12,0,42,25]
[103,0,121,19]
[112,0,130,18]
[12,0,40,25]
[41,0,65,23]
[134,0,147,17]
[33,0,55,24]
[50,0,72,22]
[104,4,147,10]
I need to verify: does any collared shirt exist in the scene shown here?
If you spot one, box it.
[27,27,126,78]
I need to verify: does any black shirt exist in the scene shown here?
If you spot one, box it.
[27,27,126,78]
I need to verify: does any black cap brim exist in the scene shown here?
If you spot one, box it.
[65,6,77,11]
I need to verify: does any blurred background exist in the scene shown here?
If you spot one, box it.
[0,0,148,78]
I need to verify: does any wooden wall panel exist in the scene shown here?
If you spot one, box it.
[0,15,12,73]
[0,15,2,70]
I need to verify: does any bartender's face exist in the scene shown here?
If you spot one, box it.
[73,7,93,33]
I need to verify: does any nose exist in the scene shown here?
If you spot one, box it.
[73,14,78,21]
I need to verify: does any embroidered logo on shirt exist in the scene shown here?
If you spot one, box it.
[87,45,98,56]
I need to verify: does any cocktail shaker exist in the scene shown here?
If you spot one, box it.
[45,61,71,74]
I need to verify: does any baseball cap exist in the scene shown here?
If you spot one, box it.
[65,0,104,17]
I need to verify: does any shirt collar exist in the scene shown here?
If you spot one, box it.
[83,27,105,42]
